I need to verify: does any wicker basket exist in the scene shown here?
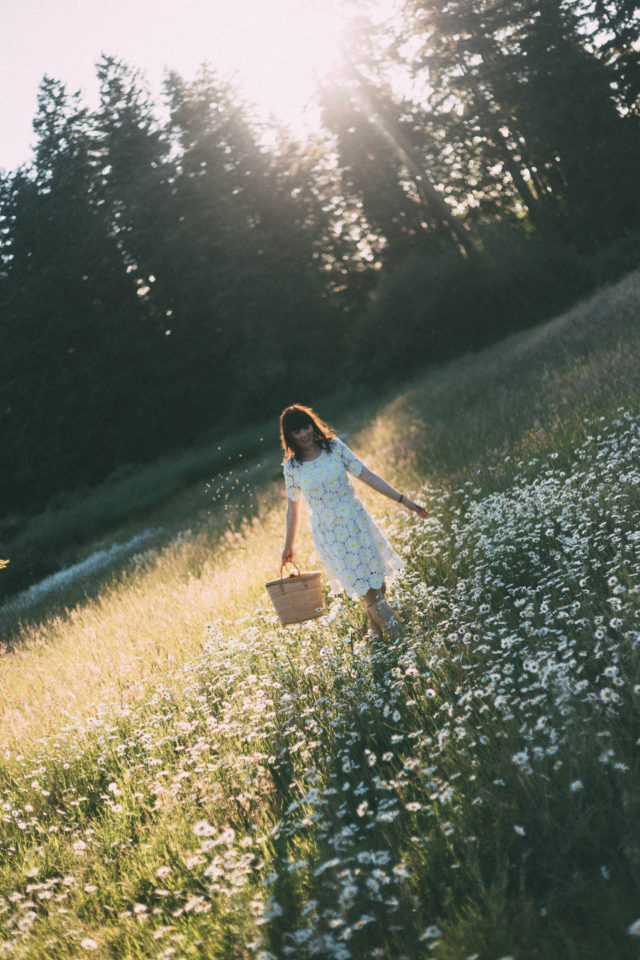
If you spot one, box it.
[266,565,324,626]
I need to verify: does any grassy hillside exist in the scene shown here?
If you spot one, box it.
[1,269,639,959]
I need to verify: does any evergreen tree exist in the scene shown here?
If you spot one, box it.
[93,56,189,442]
[163,67,336,419]
[320,63,472,260]
[399,0,640,246]
[0,78,146,510]
[589,0,640,115]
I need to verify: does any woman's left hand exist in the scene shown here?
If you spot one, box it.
[403,498,427,518]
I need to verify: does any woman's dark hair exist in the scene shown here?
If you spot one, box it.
[280,404,336,463]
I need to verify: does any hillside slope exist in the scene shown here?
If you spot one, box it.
[1,269,639,959]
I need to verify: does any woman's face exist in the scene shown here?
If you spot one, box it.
[291,423,314,448]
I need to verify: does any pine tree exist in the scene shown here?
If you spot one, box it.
[0,78,147,510]
[320,63,473,260]
[399,0,640,246]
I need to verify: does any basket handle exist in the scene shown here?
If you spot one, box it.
[280,560,302,582]
[279,561,312,591]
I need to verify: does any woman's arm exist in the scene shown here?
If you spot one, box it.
[358,466,427,518]
[282,497,302,564]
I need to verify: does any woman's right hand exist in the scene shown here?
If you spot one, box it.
[403,498,428,519]
[282,546,295,566]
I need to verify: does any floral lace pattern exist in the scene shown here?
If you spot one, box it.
[284,437,404,597]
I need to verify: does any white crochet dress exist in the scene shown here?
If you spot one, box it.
[283,437,404,597]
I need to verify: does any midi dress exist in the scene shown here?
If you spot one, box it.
[283,437,404,597]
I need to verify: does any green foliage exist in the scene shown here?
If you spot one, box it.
[0,417,274,603]
[350,226,597,383]
[593,0,640,114]
[396,0,640,245]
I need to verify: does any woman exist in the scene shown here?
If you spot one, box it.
[280,404,427,640]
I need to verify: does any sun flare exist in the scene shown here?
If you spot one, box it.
[210,0,350,129]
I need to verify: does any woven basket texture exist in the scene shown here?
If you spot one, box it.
[265,570,324,626]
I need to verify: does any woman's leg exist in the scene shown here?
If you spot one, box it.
[364,586,381,635]
[364,583,402,640]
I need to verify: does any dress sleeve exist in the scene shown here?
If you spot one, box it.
[283,458,302,501]
[333,437,364,477]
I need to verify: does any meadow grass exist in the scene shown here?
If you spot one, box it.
[0,417,281,605]
[1,269,640,959]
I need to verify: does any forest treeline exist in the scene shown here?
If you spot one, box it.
[1,0,639,518]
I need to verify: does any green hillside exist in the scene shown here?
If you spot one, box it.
[1,269,639,959]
